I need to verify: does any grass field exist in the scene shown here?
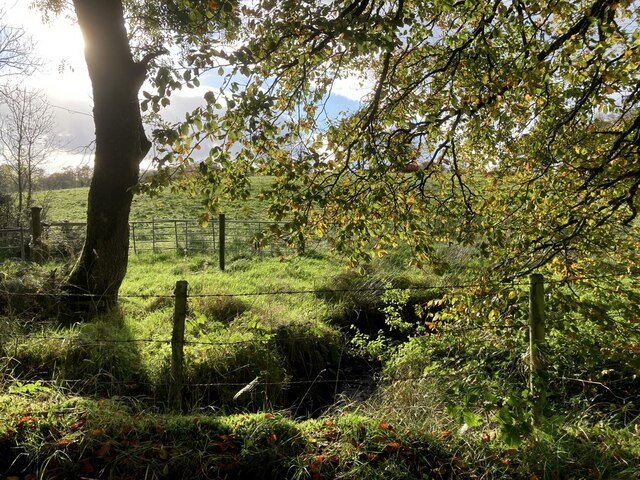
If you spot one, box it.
[2,185,640,479]
[36,176,274,222]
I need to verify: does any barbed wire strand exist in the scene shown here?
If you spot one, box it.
[3,371,636,394]
[1,272,636,303]
[4,320,529,345]
[0,278,625,300]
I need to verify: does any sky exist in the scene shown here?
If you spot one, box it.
[3,2,93,171]
[2,2,366,173]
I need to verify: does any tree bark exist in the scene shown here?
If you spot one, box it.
[66,0,151,311]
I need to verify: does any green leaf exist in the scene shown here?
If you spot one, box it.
[462,410,483,428]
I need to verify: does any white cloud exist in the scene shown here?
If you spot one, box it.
[155,85,224,123]
[45,149,93,173]
[329,75,374,103]
[4,5,368,171]
[2,1,94,170]
[5,2,91,100]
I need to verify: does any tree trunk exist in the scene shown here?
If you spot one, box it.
[66,0,151,311]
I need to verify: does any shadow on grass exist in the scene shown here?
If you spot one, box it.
[5,305,156,403]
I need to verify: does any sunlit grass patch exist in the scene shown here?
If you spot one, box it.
[36,176,277,223]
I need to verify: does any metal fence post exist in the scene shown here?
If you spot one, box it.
[170,280,188,411]
[211,221,216,253]
[131,223,137,254]
[174,220,179,252]
[529,273,546,427]
[152,218,156,252]
[219,213,225,271]
[185,220,190,254]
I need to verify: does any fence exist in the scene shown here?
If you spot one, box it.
[127,217,290,257]
[0,275,552,425]
[0,207,296,268]
[2,270,639,440]
[164,278,553,416]
[0,227,26,256]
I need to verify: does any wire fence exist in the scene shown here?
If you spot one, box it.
[0,216,300,261]
[0,280,508,411]
[2,274,638,419]
[0,227,26,255]
[127,218,292,256]
[0,274,631,300]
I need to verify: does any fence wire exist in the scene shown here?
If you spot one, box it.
[0,218,301,260]
[1,271,638,414]
[0,280,533,300]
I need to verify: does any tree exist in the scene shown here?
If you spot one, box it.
[0,85,56,226]
[39,165,93,190]
[0,7,38,231]
[35,0,238,310]
[0,6,37,76]
[0,164,12,227]
[38,167,77,191]
[151,0,640,282]
[39,0,640,309]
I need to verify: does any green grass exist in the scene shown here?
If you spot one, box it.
[0,392,473,480]
[35,176,275,222]
[2,247,640,478]
[2,251,435,413]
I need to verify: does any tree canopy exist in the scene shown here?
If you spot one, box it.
[146,0,640,281]
[31,0,640,301]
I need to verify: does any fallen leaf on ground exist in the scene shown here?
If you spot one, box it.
[16,416,36,427]
[378,420,394,430]
[56,437,78,448]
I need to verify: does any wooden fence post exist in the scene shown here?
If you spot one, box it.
[170,280,188,411]
[219,213,226,271]
[30,206,43,242]
[29,206,43,263]
[529,273,546,427]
